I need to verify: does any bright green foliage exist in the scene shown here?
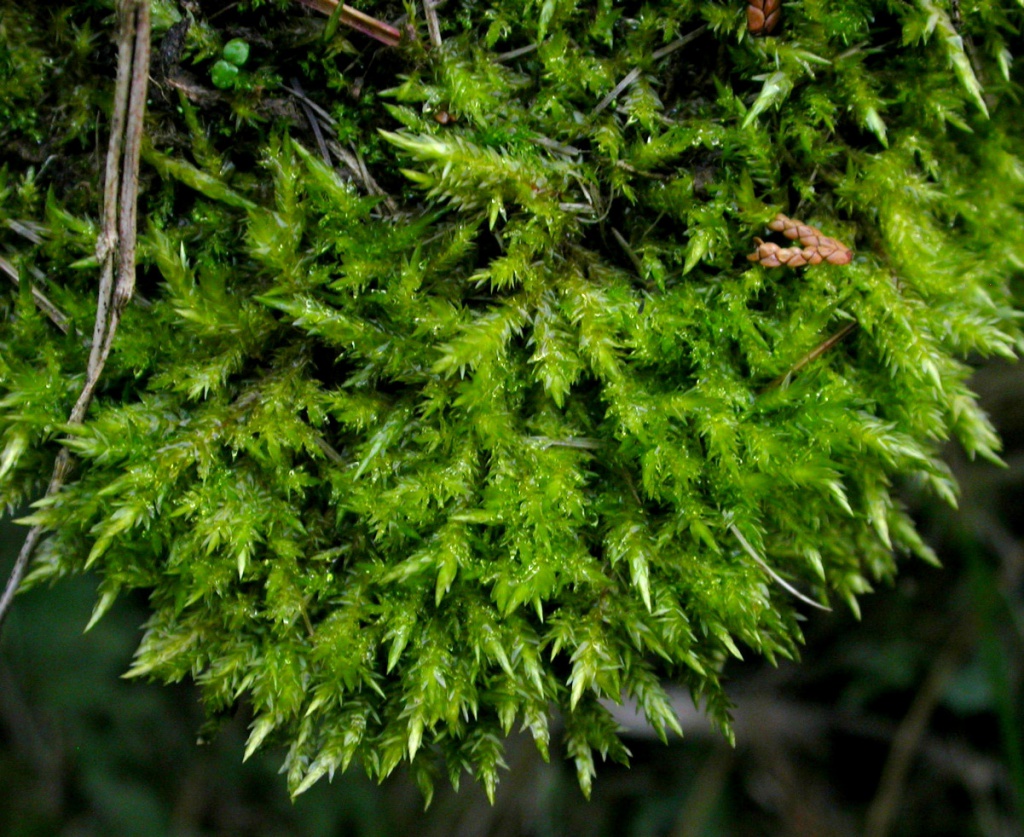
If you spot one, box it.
[2,0,1024,802]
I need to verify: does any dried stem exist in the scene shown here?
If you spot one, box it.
[766,321,858,390]
[0,0,152,635]
[290,78,332,165]
[292,0,403,47]
[423,0,442,47]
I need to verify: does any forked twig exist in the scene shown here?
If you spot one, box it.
[593,26,707,116]
[0,0,151,633]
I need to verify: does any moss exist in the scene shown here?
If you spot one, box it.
[2,0,1023,801]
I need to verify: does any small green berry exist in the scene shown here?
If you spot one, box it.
[222,38,250,67]
[210,59,239,89]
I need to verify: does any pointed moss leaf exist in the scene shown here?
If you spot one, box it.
[244,714,278,761]
[863,107,888,147]
[84,584,120,633]
[0,430,27,480]
[683,227,711,274]
[742,71,794,129]
[142,144,256,210]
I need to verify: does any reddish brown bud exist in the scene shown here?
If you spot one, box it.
[747,0,781,36]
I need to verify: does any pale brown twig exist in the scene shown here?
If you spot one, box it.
[423,0,442,48]
[292,0,403,47]
[731,525,831,611]
[765,321,858,390]
[594,26,708,116]
[328,141,398,214]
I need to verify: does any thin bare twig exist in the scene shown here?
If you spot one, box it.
[864,625,970,837]
[594,26,708,116]
[290,78,332,165]
[423,0,442,48]
[0,256,70,334]
[765,320,858,390]
[612,228,647,279]
[4,219,46,244]
[528,135,581,157]
[593,67,642,116]
[0,0,152,634]
[493,43,538,63]
[652,25,707,60]
[528,436,603,450]
[281,84,338,127]
[329,142,398,214]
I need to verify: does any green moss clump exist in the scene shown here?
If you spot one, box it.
[2,0,1023,801]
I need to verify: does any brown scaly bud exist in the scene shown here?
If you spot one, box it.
[747,0,781,36]
[755,213,853,267]
[768,214,819,245]
[814,239,853,265]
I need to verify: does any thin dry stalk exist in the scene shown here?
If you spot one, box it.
[292,0,403,47]
[594,26,708,116]
[766,321,858,390]
[423,0,442,47]
[731,525,831,611]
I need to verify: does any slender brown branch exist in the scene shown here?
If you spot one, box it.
[0,0,152,635]
[423,0,442,48]
[71,0,150,422]
[594,26,707,116]
[731,525,831,612]
[611,228,646,279]
[765,320,858,390]
[329,142,398,214]
[292,0,403,47]
[493,43,537,63]
[282,84,338,127]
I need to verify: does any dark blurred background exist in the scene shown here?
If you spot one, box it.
[2,357,1022,837]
